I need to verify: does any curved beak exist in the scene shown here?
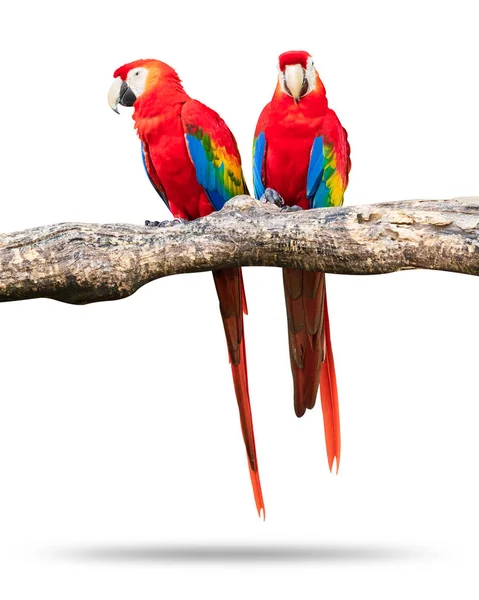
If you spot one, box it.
[108,77,137,114]
[108,77,122,113]
[284,64,306,103]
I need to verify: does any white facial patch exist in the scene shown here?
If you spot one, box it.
[278,69,290,96]
[126,67,149,98]
[304,56,316,93]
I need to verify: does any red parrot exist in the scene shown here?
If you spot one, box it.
[108,59,264,516]
[253,51,351,473]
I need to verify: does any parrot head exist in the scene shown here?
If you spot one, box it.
[276,50,324,104]
[108,59,184,114]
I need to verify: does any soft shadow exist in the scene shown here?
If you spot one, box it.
[50,543,433,564]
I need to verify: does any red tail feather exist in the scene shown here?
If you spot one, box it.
[283,269,341,473]
[213,268,265,518]
[319,292,341,473]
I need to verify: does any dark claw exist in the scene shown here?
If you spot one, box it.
[260,188,284,208]
[281,205,303,212]
[145,218,188,228]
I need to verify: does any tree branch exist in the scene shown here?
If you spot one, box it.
[1,196,478,305]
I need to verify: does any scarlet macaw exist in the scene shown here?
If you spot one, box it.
[108,59,264,516]
[253,51,351,473]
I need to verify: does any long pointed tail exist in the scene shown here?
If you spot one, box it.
[283,268,341,472]
[213,268,265,517]
[320,292,341,472]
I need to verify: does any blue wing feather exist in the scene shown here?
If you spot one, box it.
[306,137,325,205]
[181,101,247,213]
[185,133,227,211]
[312,179,330,208]
[252,132,266,199]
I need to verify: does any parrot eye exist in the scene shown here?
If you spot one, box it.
[135,71,140,76]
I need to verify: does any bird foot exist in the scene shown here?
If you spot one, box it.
[281,205,303,212]
[260,189,303,212]
[260,188,284,208]
[144,218,188,228]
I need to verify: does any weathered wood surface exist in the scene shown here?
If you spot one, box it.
[0,196,478,305]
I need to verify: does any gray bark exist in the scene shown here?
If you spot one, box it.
[0,195,478,305]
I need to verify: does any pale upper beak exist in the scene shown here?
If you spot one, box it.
[284,64,306,103]
[108,77,122,114]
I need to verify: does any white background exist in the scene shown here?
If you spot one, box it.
[1,0,478,598]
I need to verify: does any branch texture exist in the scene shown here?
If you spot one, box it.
[1,196,478,304]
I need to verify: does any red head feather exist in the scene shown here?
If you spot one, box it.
[113,59,179,82]
[112,59,187,117]
[278,50,312,71]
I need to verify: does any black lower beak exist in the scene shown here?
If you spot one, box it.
[119,81,137,107]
